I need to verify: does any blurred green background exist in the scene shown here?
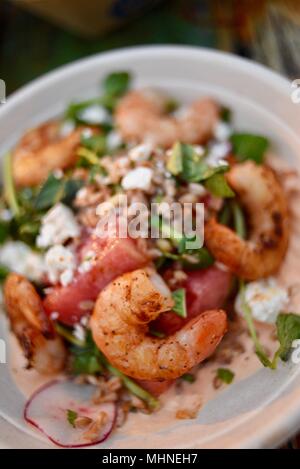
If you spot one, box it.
[1,0,299,96]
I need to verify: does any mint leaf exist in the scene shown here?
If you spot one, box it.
[230,133,269,164]
[172,288,187,318]
[66,409,78,428]
[217,368,234,384]
[204,173,235,198]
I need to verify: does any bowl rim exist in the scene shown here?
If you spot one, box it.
[0,45,299,449]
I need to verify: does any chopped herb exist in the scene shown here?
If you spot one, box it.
[239,281,274,368]
[66,409,78,428]
[0,221,10,244]
[181,373,196,383]
[230,133,269,164]
[65,97,103,124]
[0,264,9,281]
[166,98,179,113]
[273,313,300,366]
[3,152,20,217]
[181,247,214,270]
[34,174,64,210]
[35,174,83,210]
[172,288,187,318]
[149,327,166,338]
[81,134,107,156]
[167,142,229,184]
[204,173,235,198]
[220,106,232,123]
[54,322,86,348]
[217,368,234,384]
[103,71,131,98]
[231,200,246,239]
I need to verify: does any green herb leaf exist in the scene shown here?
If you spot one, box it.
[35,174,64,210]
[0,264,10,282]
[0,221,10,245]
[230,133,269,164]
[81,134,107,156]
[172,288,187,318]
[149,327,166,338]
[217,368,234,384]
[274,313,300,363]
[103,72,131,98]
[66,409,78,428]
[204,173,235,198]
[181,373,196,383]
[220,106,232,123]
[181,247,214,270]
[231,200,246,239]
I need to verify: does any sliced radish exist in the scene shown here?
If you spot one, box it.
[24,379,117,448]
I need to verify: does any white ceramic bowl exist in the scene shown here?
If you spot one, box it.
[0,46,300,449]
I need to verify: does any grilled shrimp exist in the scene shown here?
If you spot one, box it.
[115,90,219,147]
[90,269,227,380]
[205,161,289,280]
[12,121,84,187]
[4,273,66,374]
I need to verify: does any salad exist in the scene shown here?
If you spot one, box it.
[1,71,300,447]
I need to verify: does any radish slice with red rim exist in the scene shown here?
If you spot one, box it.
[24,379,117,448]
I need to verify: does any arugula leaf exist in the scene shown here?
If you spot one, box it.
[103,71,131,98]
[217,368,234,384]
[274,313,300,363]
[204,173,235,198]
[230,133,269,164]
[66,409,78,428]
[181,373,196,383]
[172,288,187,318]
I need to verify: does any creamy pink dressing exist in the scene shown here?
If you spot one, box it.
[9,154,300,438]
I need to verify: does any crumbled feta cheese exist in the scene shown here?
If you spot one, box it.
[37,203,80,248]
[78,105,110,125]
[45,245,76,286]
[81,127,93,139]
[235,278,289,324]
[59,120,75,137]
[121,167,153,191]
[106,131,123,151]
[52,168,64,179]
[129,143,153,162]
[206,142,231,167]
[0,241,45,282]
[73,323,86,342]
[213,121,232,141]
[193,145,205,157]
